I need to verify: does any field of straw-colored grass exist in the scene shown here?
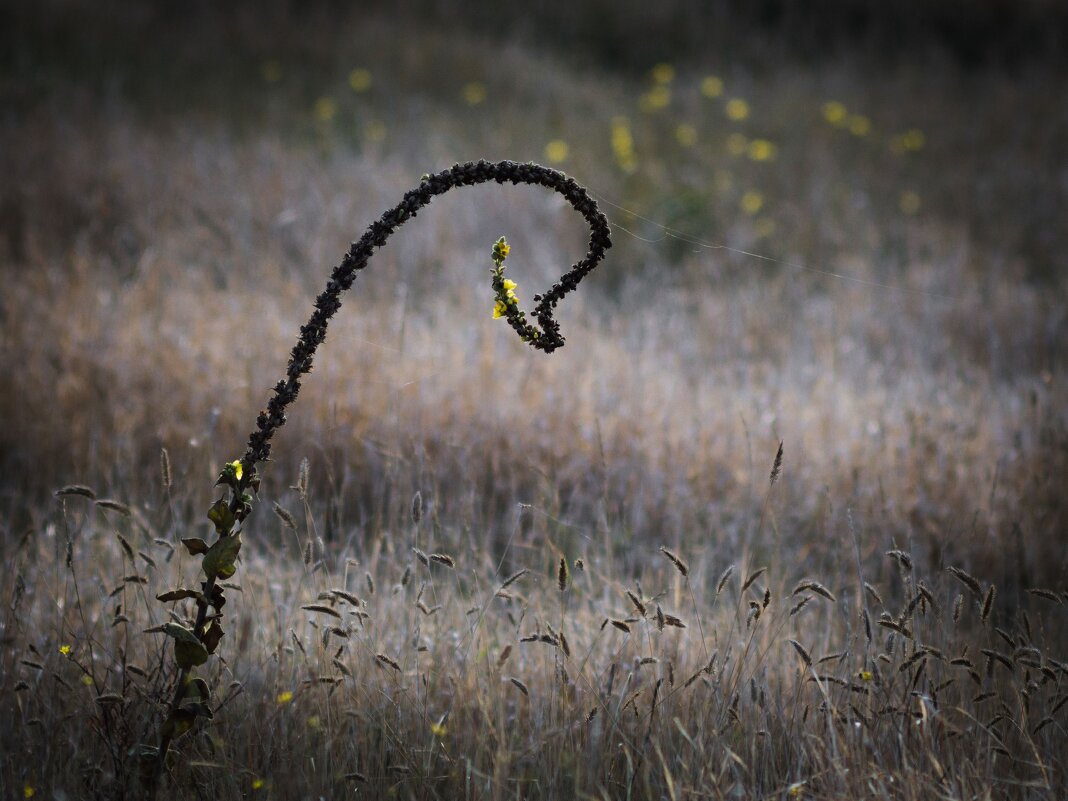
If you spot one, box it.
[2,4,1066,799]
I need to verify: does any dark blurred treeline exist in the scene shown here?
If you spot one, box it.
[3,0,1067,81]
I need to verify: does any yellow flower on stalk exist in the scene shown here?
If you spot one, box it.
[81,675,93,686]
[24,785,35,798]
[859,670,874,682]
[462,82,486,105]
[639,86,671,112]
[848,115,871,136]
[252,778,265,790]
[700,75,724,98]
[348,68,372,92]
[544,140,570,164]
[651,63,675,84]
[675,124,697,147]
[276,690,293,704]
[430,721,448,738]
[747,139,777,162]
[725,98,749,121]
[822,101,847,125]
[740,191,764,215]
[228,460,243,481]
[59,644,71,656]
[493,300,507,320]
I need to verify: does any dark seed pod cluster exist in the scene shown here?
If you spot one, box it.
[242,160,611,473]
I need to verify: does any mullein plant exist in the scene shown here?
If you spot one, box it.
[143,160,611,794]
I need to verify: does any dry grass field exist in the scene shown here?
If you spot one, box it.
[2,3,1066,799]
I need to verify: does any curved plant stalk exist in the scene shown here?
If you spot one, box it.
[143,160,611,794]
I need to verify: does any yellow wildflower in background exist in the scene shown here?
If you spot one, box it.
[24,785,35,798]
[859,670,874,682]
[700,75,724,98]
[902,128,925,151]
[261,60,282,83]
[59,644,71,656]
[348,68,372,92]
[611,117,637,172]
[747,139,777,162]
[430,721,448,738]
[81,675,93,686]
[462,82,486,105]
[276,690,294,704]
[544,140,569,163]
[639,85,671,112]
[725,98,750,121]
[252,778,265,790]
[899,191,921,215]
[822,101,847,126]
[740,191,764,215]
[675,124,697,147]
[726,133,748,156]
[313,97,337,123]
[651,63,675,84]
[848,115,871,136]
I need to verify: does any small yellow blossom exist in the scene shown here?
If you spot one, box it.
[276,690,294,704]
[638,85,671,112]
[228,460,243,481]
[726,133,748,156]
[462,82,486,105]
[430,721,448,738]
[859,670,874,682]
[544,140,569,163]
[700,75,724,98]
[740,191,764,215]
[822,101,847,125]
[503,279,517,292]
[252,778,265,790]
[788,782,804,797]
[747,139,777,162]
[611,117,636,171]
[313,97,337,123]
[348,68,372,92]
[725,98,750,121]
[675,124,697,147]
[899,191,921,215]
[261,61,282,83]
[59,644,72,656]
[492,300,507,320]
[24,785,35,798]
[497,243,511,260]
[651,63,675,84]
[902,128,925,151]
[81,675,93,686]
[848,115,871,136]
[307,715,321,730]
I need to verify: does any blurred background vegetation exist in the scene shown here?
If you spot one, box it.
[1,0,1065,579]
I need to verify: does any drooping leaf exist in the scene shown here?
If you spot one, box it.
[203,534,241,580]
[207,499,236,534]
[201,620,225,654]
[179,701,214,720]
[175,639,210,669]
[181,538,210,556]
[156,588,202,603]
[159,622,201,646]
[183,677,210,701]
